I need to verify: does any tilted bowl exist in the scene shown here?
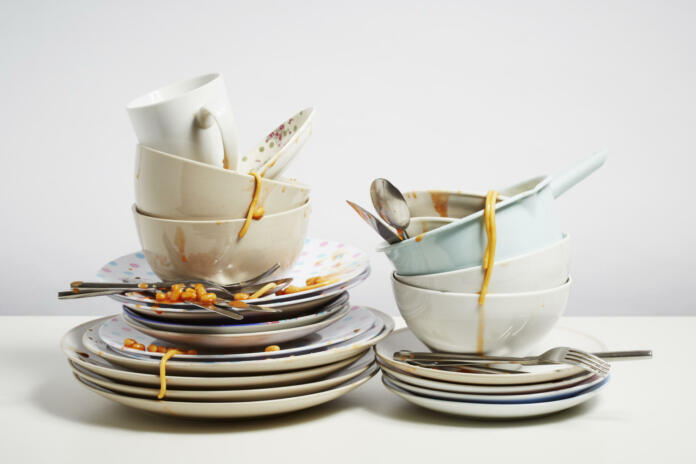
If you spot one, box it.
[135,145,311,220]
[380,152,606,275]
[132,200,311,284]
[395,233,570,293]
[391,273,572,354]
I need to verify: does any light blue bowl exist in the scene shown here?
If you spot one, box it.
[379,152,607,276]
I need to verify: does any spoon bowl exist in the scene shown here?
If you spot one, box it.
[370,178,412,239]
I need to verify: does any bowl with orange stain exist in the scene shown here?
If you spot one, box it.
[135,145,311,220]
[132,200,311,284]
[391,273,572,354]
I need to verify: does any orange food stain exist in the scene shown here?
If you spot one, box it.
[429,191,451,217]
[415,234,425,242]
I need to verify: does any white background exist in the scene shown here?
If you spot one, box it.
[1,0,694,316]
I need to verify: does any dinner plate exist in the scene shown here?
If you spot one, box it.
[382,375,608,419]
[120,303,351,349]
[382,370,606,403]
[97,238,370,306]
[73,364,379,419]
[99,305,373,355]
[62,322,365,388]
[378,363,595,395]
[70,351,375,401]
[81,309,393,374]
[122,292,348,334]
[376,327,606,385]
[109,270,369,323]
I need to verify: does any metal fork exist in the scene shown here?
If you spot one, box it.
[395,347,612,376]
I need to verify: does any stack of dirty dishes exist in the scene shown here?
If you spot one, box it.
[372,153,611,418]
[59,74,393,419]
[379,153,607,354]
[61,238,392,419]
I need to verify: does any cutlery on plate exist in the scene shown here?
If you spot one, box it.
[394,347,614,376]
[394,349,652,363]
[70,263,281,292]
[370,178,412,240]
[58,288,285,319]
[346,200,401,244]
[69,277,293,301]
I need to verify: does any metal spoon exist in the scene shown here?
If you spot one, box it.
[346,201,401,244]
[370,178,411,240]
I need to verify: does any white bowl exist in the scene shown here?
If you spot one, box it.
[395,234,570,293]
[391,274,571,353]
[135,145,311,219]
[132,201,311,284]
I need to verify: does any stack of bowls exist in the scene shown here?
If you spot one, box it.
[133,145,312,283]
[382,188,572,354]
[378,153,607,354]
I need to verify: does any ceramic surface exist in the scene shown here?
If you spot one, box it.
[383,370,606,403]
[395,234,570,293]
[74,364,379,419]
[239,108,315,178]
[126,73,239,169]
[101,305,372,354]
[392,275,571,353]
[97,238,370,310]
[375,326,605,385]
[405,217,454,236]
[62,322,365,388]
[121,292,348,334]
[380,152,606,275]
[404,190,492,218]
[135,145,310,219]
[132,201,310,284]
[382,374,608,419]
[70,351,374,401]
[80,309,393,374]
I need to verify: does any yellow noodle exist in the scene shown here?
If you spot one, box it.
[158,349,183,399]
[248,282,277,300]
[479,190,499,305]
[238,171,263,238]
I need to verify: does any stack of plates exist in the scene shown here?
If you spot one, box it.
[98,238,371,320]
[376,328,610,419]
[62,308,392,419]
[62,239,396,419]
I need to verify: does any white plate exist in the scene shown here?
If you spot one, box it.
[62,322,365,388]
[80,309,393,374]
[379,363,595,395]
[120,304,352,349]
[376,327,606,385]
[382,375,608,419]
[382,369,606,402]
[99,304,373,355]
[97,238,370,306]
[122,292,348,334]
[73,364,379,419]
[70,351,375,401]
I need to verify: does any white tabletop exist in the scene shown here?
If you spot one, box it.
[1,315,692,463]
